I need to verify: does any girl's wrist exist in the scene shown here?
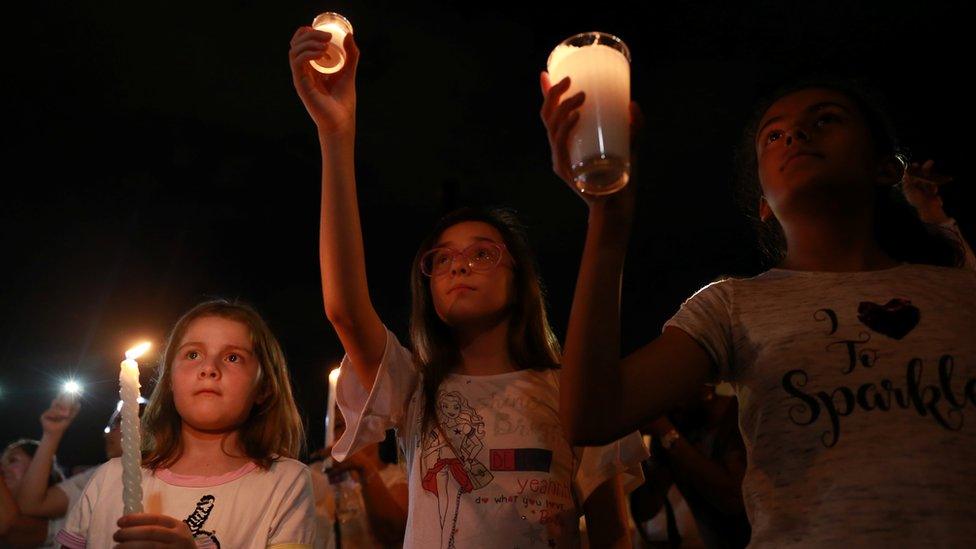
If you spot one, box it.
[318,125,355,146]
[39,430,64,447]
[586,207,632,250]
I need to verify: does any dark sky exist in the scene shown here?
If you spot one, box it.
[2,1,972,468]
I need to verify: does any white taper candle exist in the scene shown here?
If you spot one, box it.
[324,367,341,467]
[120,342,149,515]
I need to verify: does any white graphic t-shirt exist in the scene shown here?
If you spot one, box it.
[332,328,647,549]
[665,263,976,546]
[56,457,316,549]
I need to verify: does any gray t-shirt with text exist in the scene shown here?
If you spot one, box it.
[665,263,976,547]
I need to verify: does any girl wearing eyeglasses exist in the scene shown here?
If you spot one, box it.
[289,25,646,549]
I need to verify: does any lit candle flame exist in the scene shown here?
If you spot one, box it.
[62,380,82,395]
[125,342,152,360]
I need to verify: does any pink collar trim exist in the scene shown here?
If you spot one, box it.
[156,461,258,487]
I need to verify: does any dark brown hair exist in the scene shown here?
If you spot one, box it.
[409,208,561,430]
[734,77,962,268]
[142,299,304,470]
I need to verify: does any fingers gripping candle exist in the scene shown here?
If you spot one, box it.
[120,342,150,515]
[310,12,353,74]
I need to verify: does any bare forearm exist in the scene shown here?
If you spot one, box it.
[319,132,372,320]
[318,131,386,385]
[360,472,407,544]
[0,479,16,534]
[561,204,630,443]
[16,433,65,517]
[583,477,631,548]
[662,438,743,514]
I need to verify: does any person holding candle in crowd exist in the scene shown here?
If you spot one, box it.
[310,413,408,547]
[542,76,976,545]
[1,439,66,548]
[15,396,127,540]
[630,384,750,548]
[288,23,647,549]
[56,300,316,548]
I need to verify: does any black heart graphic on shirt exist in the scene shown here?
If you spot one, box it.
[856,299,920,340]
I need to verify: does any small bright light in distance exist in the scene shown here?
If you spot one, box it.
[62,380,82,395]
[103,426,111,434]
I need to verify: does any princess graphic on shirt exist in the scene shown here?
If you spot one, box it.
[421,390,493,548]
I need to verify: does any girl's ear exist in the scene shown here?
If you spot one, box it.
[877,153,906,187]
[253,373,271,406]
[759,195,774,222]
[255,384,270,406]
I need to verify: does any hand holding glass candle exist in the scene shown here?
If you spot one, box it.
[309,12,354,74]
[547,32,631,195]
[120,342,150,516]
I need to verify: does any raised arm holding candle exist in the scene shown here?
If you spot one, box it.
[291,20,645,547]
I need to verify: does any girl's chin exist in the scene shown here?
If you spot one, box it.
[438,304,509,327]
[180,416,245,434]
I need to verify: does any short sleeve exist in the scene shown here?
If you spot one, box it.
[573,431,648,505]
[663,279,736,381]
[332,327,419,462]
[268,463,317,549]
[55,466,99,517]
[56,462,108,549]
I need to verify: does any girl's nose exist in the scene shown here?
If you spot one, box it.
[785,127,809,146]
[450,256,470,276]
[198,359,219,379]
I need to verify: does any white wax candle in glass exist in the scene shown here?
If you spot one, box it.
[310,12,354,74]
[547,32,631,195]
[119,342,150,515]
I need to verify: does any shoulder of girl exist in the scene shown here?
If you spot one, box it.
[904,262,976,282]
[268,457,311,476]
[84,458,121,489]
[684,276,738,302]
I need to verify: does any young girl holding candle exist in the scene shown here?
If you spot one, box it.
[543,77,976,545]
[289,25,647,549]
[56,300,316,549]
